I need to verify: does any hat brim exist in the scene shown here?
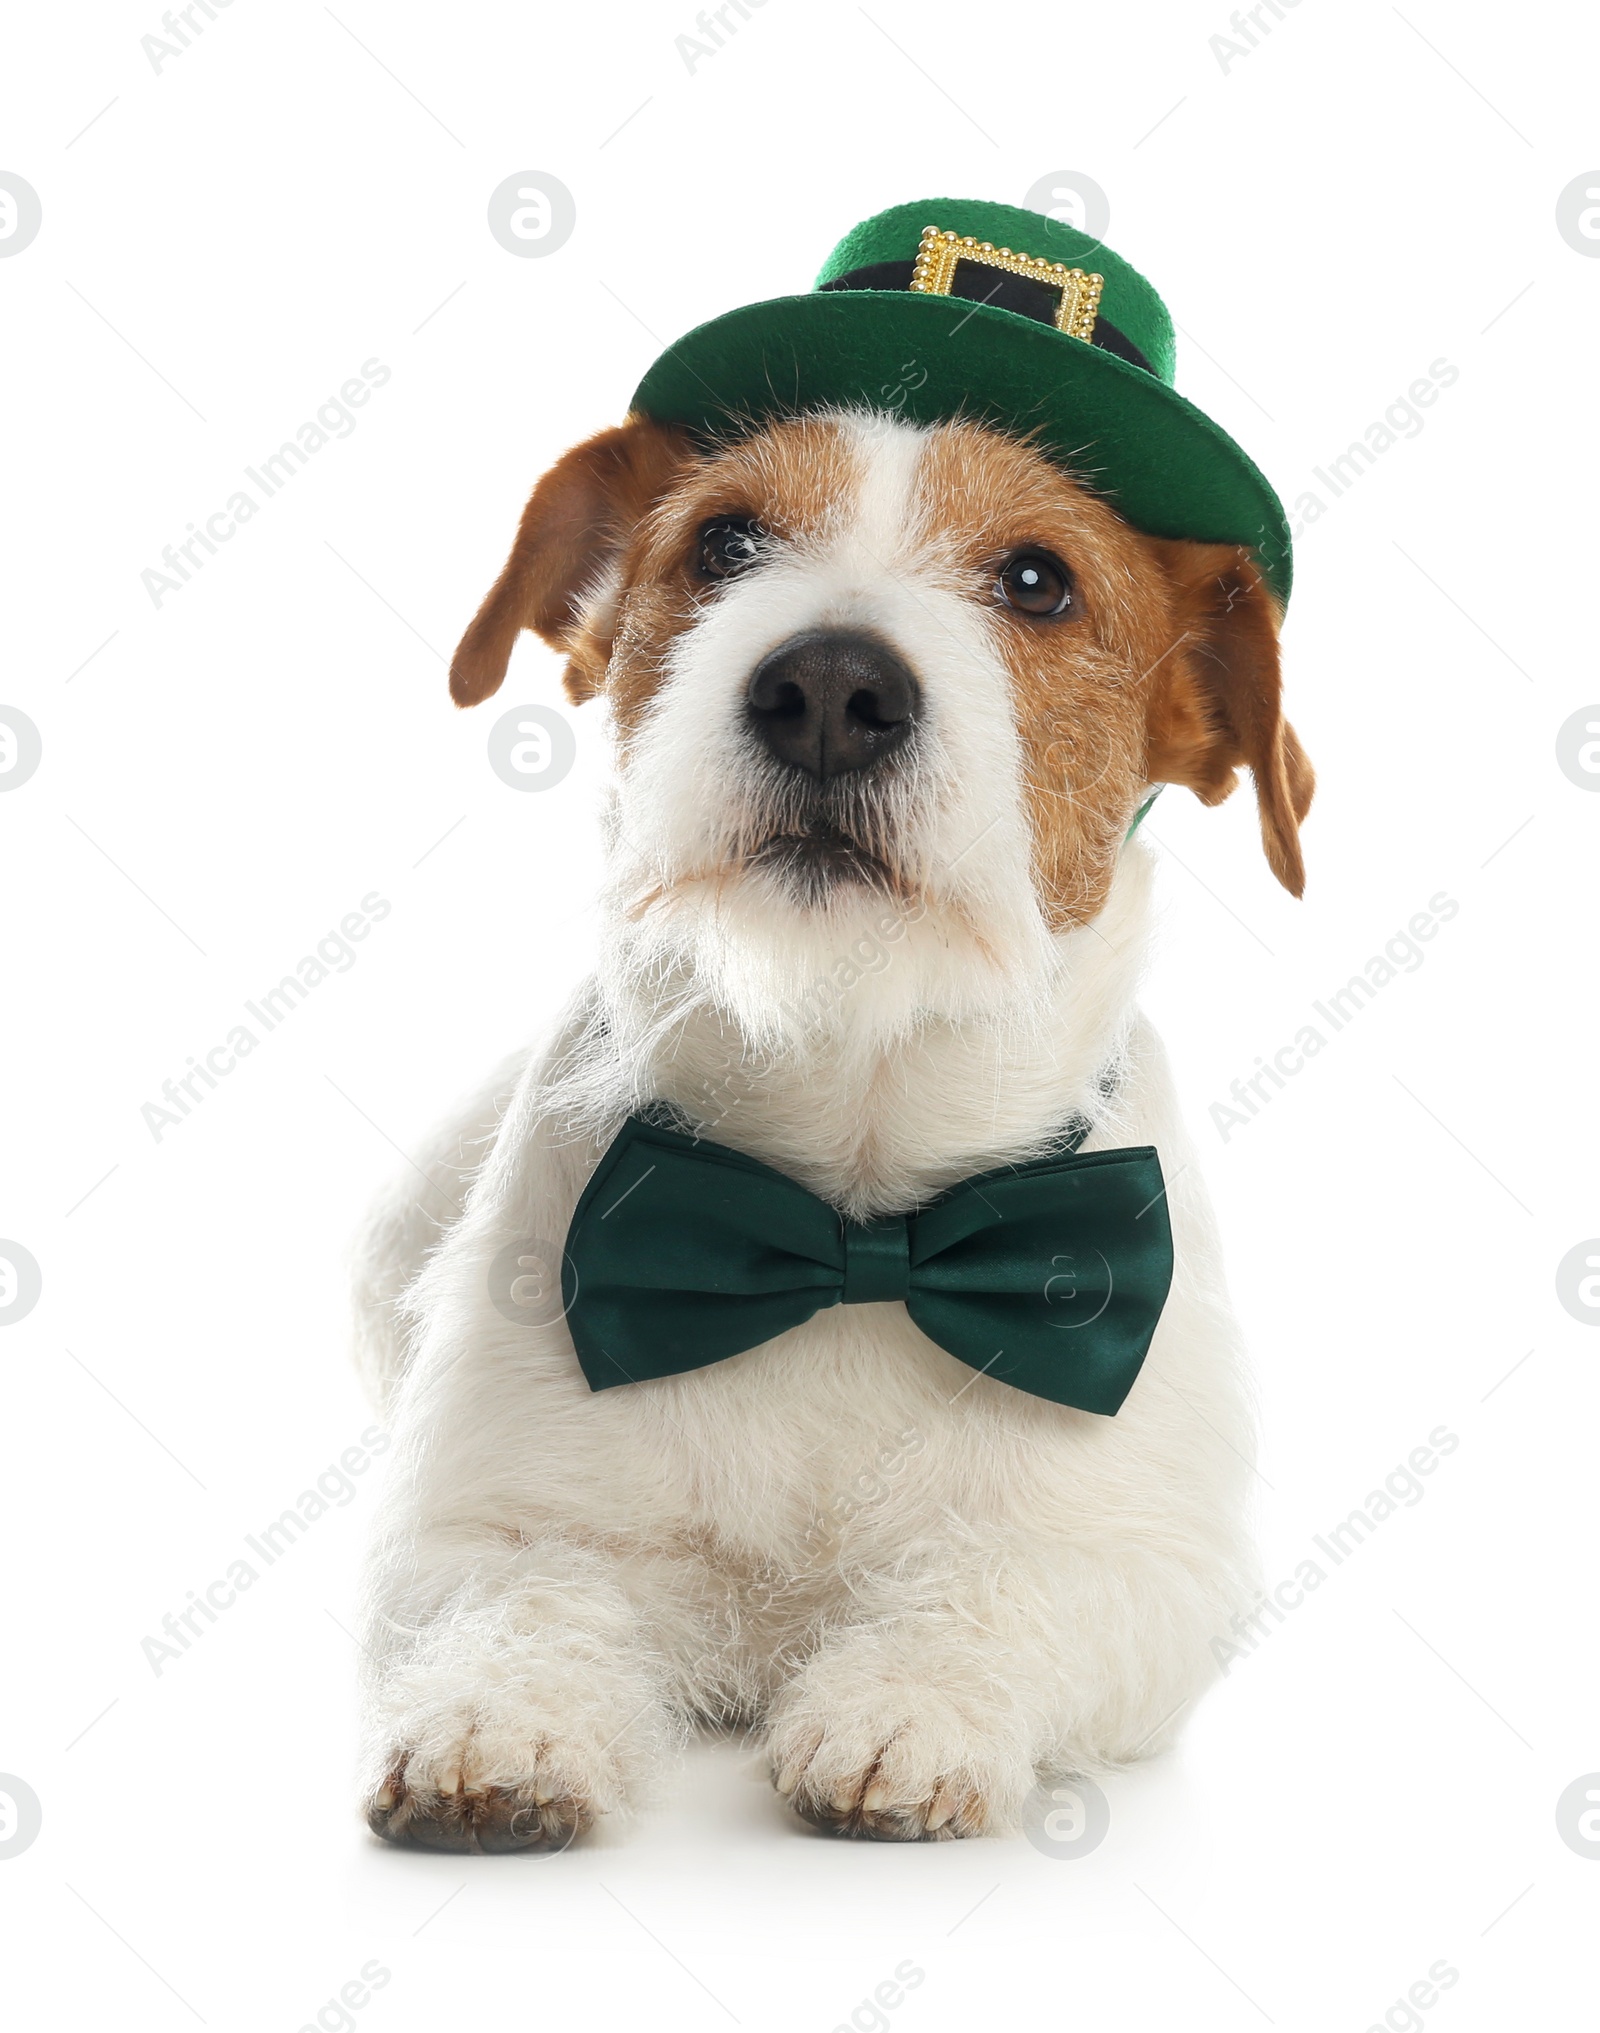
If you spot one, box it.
[631,289,1292,607]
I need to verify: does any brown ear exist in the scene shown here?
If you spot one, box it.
[448,414,692,708]
[1143,539,1315,896]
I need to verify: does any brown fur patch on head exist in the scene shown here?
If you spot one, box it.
[595,414,863,747]
[912,424,1171,927]
[913,421,1312,923]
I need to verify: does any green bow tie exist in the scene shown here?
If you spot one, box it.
[560,1110,1174,1416]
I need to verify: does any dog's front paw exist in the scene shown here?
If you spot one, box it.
[363,1655,673,1854]
[767,1650,1034,1841]
[367,1733,597,1854]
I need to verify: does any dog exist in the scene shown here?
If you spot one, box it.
[349,203,1313,1851]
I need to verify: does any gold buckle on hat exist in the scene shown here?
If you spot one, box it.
[909,224,1103,341]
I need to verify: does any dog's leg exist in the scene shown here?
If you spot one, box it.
[360,1525,682,1854]
[766,1535,1247,1841]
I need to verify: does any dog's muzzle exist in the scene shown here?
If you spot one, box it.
[746,629,919,780]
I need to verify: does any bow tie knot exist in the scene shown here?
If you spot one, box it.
[842,1216,913,1305]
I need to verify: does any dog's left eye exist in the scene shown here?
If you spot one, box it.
[996,549,1076,617]
[696,516,767,582]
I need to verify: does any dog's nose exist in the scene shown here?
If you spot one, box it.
[745,630,919,780]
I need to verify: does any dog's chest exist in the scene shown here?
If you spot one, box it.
[642,1004,1109,1219]
[633,1301,1054,1559]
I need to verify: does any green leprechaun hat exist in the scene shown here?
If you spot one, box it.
[633,197,1292,606]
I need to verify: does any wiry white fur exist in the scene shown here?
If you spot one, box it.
[352,415,1259,1846]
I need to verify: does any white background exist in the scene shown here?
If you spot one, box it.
[2,1,1597,2027]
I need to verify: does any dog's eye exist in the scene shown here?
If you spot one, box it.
[696,516,766,582]
[996,549,1075,617]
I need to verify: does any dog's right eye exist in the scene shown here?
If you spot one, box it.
[696,516,766,582]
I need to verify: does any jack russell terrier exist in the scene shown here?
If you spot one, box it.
[350,199,1313,1849]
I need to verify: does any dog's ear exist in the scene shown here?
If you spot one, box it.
[449,414,693,708]
[1142,539,1315,896]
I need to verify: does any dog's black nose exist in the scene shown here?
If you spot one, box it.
[746,630,919,780]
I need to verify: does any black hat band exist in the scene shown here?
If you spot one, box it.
[819,260,1153,374]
